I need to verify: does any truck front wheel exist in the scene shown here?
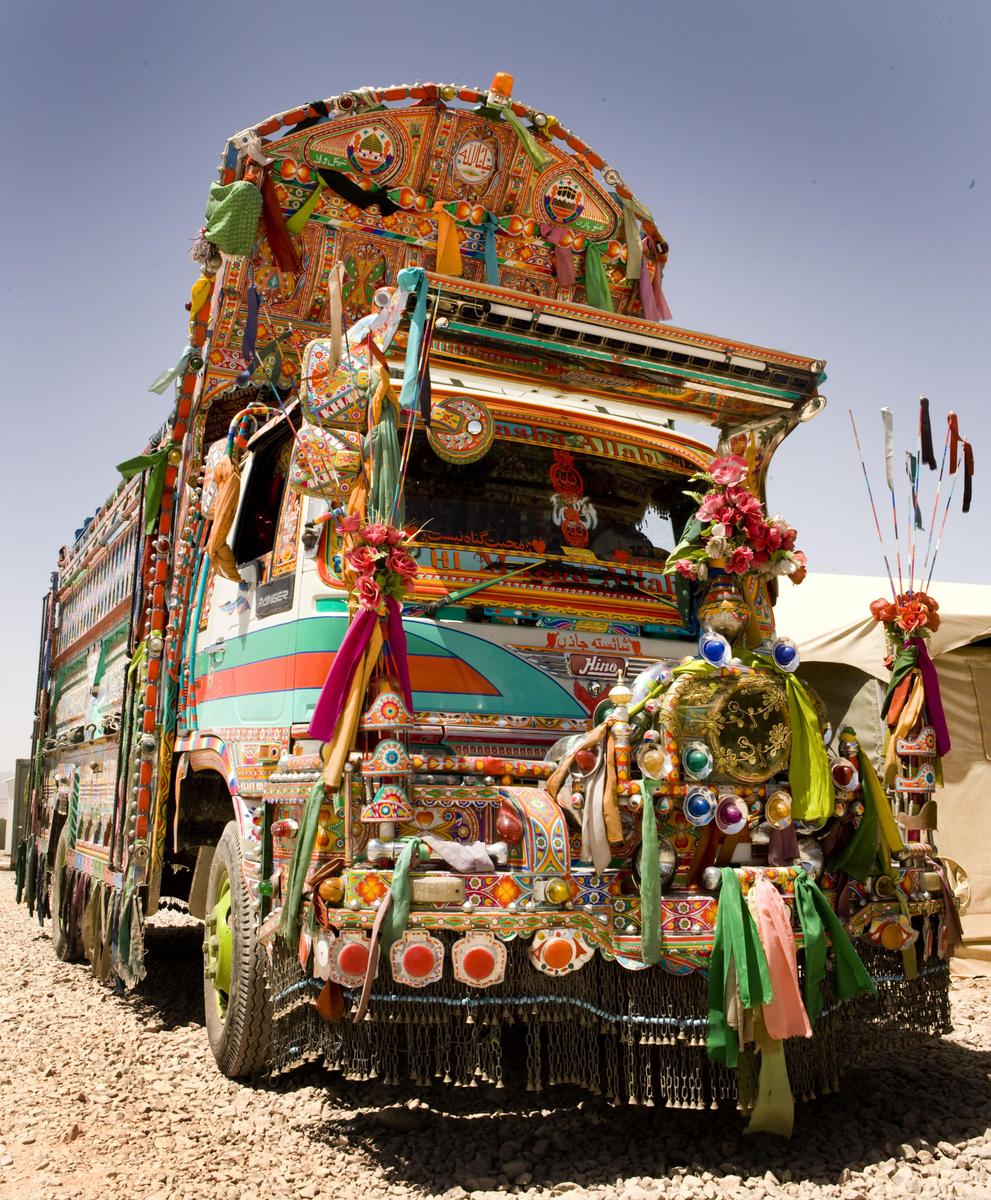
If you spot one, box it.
[203,821,272,1077]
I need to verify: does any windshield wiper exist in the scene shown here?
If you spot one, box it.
[412,560,545,618]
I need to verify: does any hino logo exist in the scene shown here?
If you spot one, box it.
[567,653,626,679]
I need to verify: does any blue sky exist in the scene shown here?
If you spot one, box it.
[1,0,988,768]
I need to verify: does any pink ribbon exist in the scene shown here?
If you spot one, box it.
[384,597,414,714]
[307,607,378,741]
[751,879,812,1041]
[639,238,672,322]
[907,636,951,756]
[540,224,575,285]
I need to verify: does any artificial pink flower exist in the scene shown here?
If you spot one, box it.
[697,490,728,522]
[355,575,383,610]
[361,523,391,546]
[726,545,754,574]
[345,544,378,574]
[384,526,404,546]
[781,527,797,551]
[387,548,418,580]
[726,486,763,517]
[337,513,362,534]
[674,559,699,579]
[710,455,749,486]
[753,548,771,565]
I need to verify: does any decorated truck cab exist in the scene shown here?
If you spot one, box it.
[20,74,962,1131]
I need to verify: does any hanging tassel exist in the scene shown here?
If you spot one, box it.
[481,211,501,285]
[431,203,462,276]
[539,224,575,285]
[963,439,974,512]
[583,242,614,312]
[260,169,302,273]
[189,228,214,266]
[948,411,960,474]
[920,396,937,468]
[502,107,552,169]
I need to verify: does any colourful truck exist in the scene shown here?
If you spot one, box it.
[19,74,960,1128]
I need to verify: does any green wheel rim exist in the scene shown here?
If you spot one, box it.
[205,873,233,1018]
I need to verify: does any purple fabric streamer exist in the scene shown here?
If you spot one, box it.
[307,607,378,741]
[539,224,575,285]
[907,636,951,757]
[385,597,414,713]
[237,285,260,384]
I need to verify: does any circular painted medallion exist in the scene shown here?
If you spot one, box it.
[426,396,495,464]
[453,138,498,187]
[346,125,396,176]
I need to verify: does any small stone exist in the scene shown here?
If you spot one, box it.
[63,1124,84,1144]
[501,1160,530,1182]
[938,1142,960,1159]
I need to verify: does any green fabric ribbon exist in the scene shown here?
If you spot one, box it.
[880,642,920,718]
[277,778,325,947]
[380,837,425,952]
[621,198,645,283]
[794,873,876,1025]
[639,783,662,966]
[738,650,832,824]
[285,176,326,234]
[583,242,614,312]
[148,346,195,395]
[368,396,402,525]
[117,445,175,536]
[502,107,552,169]
[706,868,773,1067]
[481,211,501,285]
[397,266,428,413]
[782,672,833,823]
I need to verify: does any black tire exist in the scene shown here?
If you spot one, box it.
[203,821,272,1077]
[51,827,83,963]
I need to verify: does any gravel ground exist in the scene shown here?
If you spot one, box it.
[1,871,989,1200]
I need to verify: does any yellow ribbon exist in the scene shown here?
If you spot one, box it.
[431,203,463,277]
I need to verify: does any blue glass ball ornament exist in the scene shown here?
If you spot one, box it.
[698,631,732,668]
[683,787,717,827]
[771,636,800,672]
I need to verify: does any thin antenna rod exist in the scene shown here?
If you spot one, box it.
[849,410,896,598]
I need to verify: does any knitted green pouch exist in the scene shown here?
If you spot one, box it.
[204,180,262,255]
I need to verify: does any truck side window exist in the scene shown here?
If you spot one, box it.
[231,432,292,570]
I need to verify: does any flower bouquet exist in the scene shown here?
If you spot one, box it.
[337,514,419,610]
[663,455,807,582]
[869,592,940,637]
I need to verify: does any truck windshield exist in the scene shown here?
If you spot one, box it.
[403,432,696,565]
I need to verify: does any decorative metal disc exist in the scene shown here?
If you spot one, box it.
[426,395,495,464]
[706,673,791,783]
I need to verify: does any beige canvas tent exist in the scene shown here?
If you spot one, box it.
[773,574,991,971]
